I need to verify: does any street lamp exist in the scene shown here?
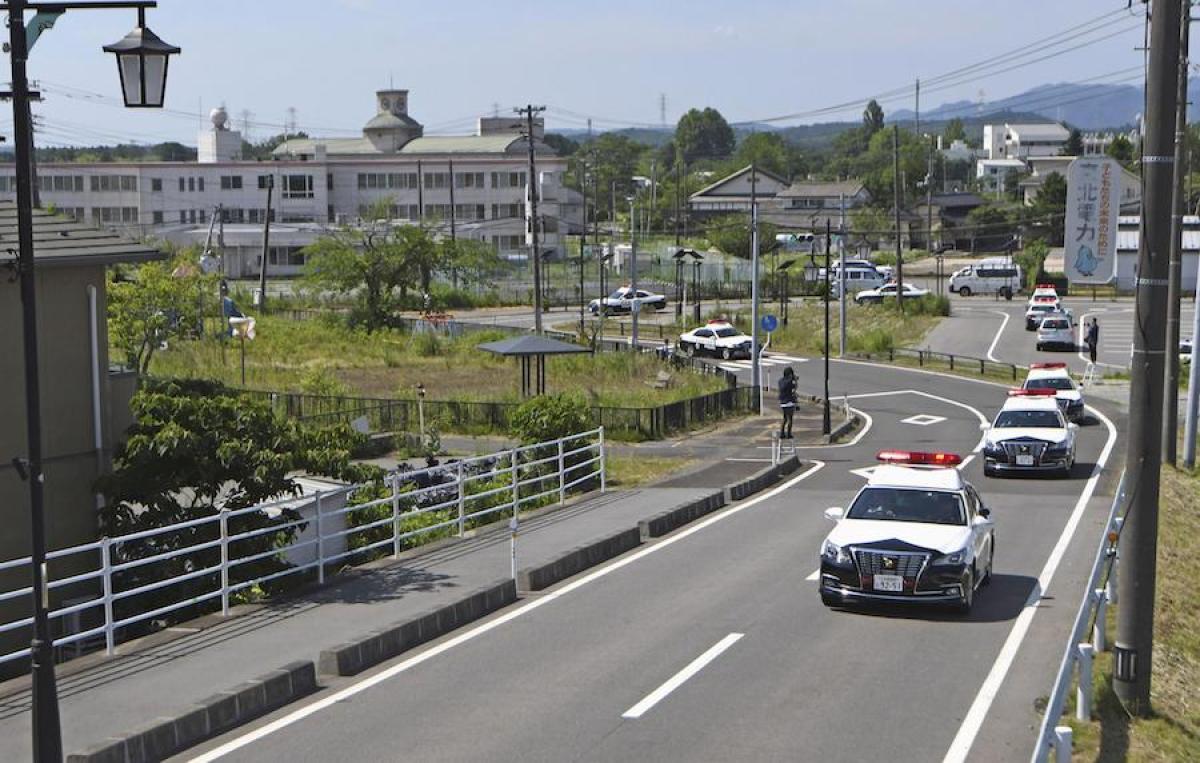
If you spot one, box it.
[5,3,178,760]
[102,8,180,108]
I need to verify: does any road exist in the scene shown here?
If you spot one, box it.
[187,360,1122,763]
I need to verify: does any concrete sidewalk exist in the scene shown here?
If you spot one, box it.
[0,474,770,761]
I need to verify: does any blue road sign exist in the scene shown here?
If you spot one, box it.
[761,314,778,332]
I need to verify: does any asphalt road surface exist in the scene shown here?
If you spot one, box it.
[186,360,1122,763]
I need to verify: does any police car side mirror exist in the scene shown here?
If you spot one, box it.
[824,507,844,522]
[978,507,991,519]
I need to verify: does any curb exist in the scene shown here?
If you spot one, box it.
[638,491,727,539]
[318,578,517,677]
[517,527,642,591]
[66,661,316,763]
[823,414,857,444]
[725,455,801,502]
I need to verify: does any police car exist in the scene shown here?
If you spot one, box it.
[819,450,994,614]
[1035,312,1076,351]
[1023,362,1085,422]
[1028,283,1059,304]
[587,286,667,315]
[1025,297,1064,330]
[677,319,754,359]
[980,389,1078,477]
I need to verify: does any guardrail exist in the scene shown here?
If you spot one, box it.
[1031,471,1127,762]
[0,428,605,668]
[849,347,1022,381]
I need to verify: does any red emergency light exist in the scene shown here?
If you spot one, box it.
[1008,388,1059,397]
[1036,283,1058,289]
[876,450,963,467]
[1030,362,1068,369]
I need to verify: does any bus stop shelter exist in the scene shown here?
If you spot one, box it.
[477,334,591,397]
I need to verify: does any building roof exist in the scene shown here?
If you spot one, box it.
[777,179,866,199]
[364,111,423,131]
[0,203,166,268]
[928,192,986,209]
[690,165,790,200]
[477,334,591,357]
[273,134,549,158]
[1007,123,1071,141]
[977,158,1028,168]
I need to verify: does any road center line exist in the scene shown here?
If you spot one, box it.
[941,403,1118,763]
[621,633,744,719]
[189,463,827,761]
[986,310,1012,363]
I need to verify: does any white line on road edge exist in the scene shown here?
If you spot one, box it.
[845,389,989,452]
[621,633,744,719]
[986,310,1012,363]
[941,404,1118,763]
[188,462,827,762]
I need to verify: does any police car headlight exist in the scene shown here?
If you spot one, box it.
[1045,442,1071,456]
[983,441,1004,457]
[822,541,851,565]
[934,548,967,565]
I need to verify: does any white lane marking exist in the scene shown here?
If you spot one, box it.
[986,310,1012,363]
[725,457,774,463]
[901,414,947,426]
[941,403,1118,763]
[846,389,990,453]
[189,463,828,761]
[805,569,820,582]
[621,633,744,719]
[784,406,874,450]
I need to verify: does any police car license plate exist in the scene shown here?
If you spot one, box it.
[1017,454,1034,466]
[874,574,904,592]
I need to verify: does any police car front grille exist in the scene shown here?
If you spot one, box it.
[1002,440,1048,462]
[853,549,929,578]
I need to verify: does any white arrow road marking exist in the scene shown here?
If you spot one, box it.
[901,414,947,426]
[850,466,878,479]
[622,633,745,719]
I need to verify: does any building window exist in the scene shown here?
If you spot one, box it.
[220,175,243,190]
[282,174,313,199]
[152,210,164,224]
[423,172,449,190]
[490,171,527,189]
[179,178,185,192]
[267,246,306,266]
[198,177,205,192]
[44,175,84,192]
[327,174,334,191]
[189,209,196,224]
[454,204,486,221]
[179,210,186,224]
[188,178,195,192]
[89,175,137,192]
[91,206,139,224]
[258,175,273,190]
[455,172,485,189]
[280,212,314,223]
[491,203,522,220]
[151,178,163,192]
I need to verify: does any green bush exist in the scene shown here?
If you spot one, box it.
[510,393,593,444]
[852,327,896,353]
[414,331,442,357]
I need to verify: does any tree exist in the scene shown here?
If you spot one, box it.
[735,132,793,178]
[943,118,967,144]
[579,133,646,222]
[1026,171,1067,245]
[108,254,211,375]
[543,133,579,156]
[303,220,441,330]
[851,206,892,248]
[965,205,1015,250]
[510,393,593,444]
[1106,134,1135,163]
[706,214,778,259]
[863,99,885,137]
[1061,128,1084,157]
[675,107,735,163]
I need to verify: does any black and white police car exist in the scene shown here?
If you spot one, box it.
[819,451,995,614]
[1022,362,1085,422]
[677,319,754,359]
[1025,297,1066,331]
[980,389,1078,477]
[587,286,667,315]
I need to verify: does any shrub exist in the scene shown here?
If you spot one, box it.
[510,393,593,444]
[414,331,442,357]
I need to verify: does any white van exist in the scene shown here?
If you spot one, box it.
[948,258,1023,298]
[830,265,886,297]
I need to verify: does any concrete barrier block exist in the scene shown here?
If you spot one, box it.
[416,608,441,642]
[396,618,422,653]
[262,668,295,708]
[283,660,317,696]
[232,679,268,720]
[201,690,241,735]
[519,527,641,591]
[318,642,361,677]
[67,738,130,763]
[171,705,210,752]
[128,718,178,762]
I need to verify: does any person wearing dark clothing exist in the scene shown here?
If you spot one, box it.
[1086,318,1099,363]
[779,366,799,438]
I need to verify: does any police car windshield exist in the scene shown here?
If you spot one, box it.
[994,410,1062,428]
[609,290,626,299]
[714,327,740,338]
[1041,319,1069,330]
[845,487,965,526]
[1026,378,1074,391]
[1031,304,1055,313]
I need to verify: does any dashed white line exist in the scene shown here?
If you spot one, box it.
[621,632,744,719]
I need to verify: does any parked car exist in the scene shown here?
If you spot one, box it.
[854,282,930,304]
[588,286,667,315]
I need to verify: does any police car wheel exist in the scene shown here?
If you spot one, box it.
[953,568,975,614]
[981,544,994,587]
[683,342,695,357]
[958,286,972,297]
[722,348,733,360]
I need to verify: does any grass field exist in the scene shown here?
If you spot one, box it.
[148,316,727,407]
[605,455,693,488]
[1067,465,1200,761]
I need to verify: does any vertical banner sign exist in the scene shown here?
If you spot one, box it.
[1065,157,1120,284]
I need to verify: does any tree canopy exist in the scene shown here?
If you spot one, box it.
[735,132,800,179]
[1106,134,1135,163]
[943,118,966,144]
[863,100,886,137]
[706,214,779,260]
[1062,128,1084,157]
[108,253,213,375]
[675,107,735,164]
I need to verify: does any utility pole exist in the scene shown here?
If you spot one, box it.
[7,3,62,756]
[1114,0,1182,717]
[750,164,761,408]
[674,160,682,246]
[516,104,546,334]
[1164,0,1190,465]
[927,134,935,274]
[630,196,640,347]
[448,157,457,242]
[839,193,847,357]
[650,160,657,238]
[258,173,273,314]
[578,159,587,333]
[914,77,920,138]
[823,220,832,435]
[416,159,424,222]
[893,125,905,313]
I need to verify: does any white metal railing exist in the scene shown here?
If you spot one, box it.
[0,428,605,666]
[1031,471,1127,762]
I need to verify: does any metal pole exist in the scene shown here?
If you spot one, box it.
[258,174,273,313]
[1187,280,1200,466]
[8,4,62,757]
[893,125,904,313]
[839,192,847,357]
[519,104,546,334]
[448,157,457,242]
[578,160,586,333]
[750,164,761,406]
[1164,0,1190,465]
[1114,0,1182,716]
[630,197,639,347]
[823,221,832,435]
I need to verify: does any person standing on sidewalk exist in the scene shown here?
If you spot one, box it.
[779,366,798,439]
[1086,317,1100,363]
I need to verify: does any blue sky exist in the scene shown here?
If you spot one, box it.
[0,0,1171,147]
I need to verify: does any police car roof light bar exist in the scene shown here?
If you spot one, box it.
[875,450,963,466]
[1030,362,1068,369]
[1008,388,1059,397]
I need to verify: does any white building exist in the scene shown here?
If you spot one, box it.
[982,122,1070,161]
[975,158,1028,192]
[2,90,579,276]
[1115,215,1199,293]
[938,138,976,163]
[1019,155,1141,207]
